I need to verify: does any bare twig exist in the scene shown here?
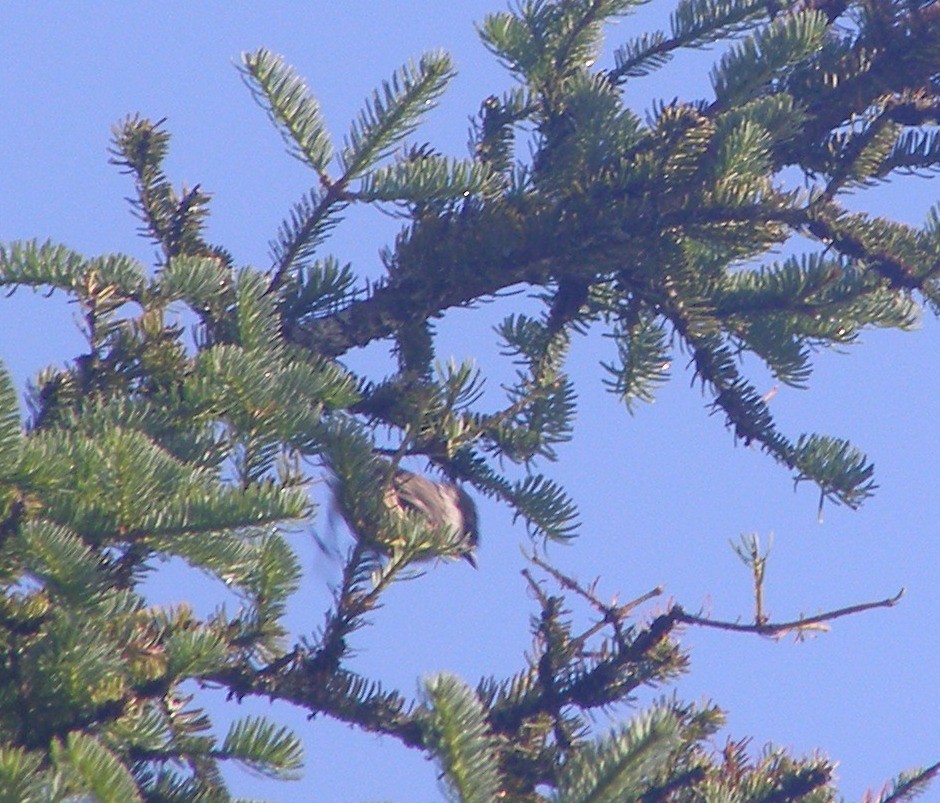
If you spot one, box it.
[521,567,552,610]
[675,588,905,638]
[731,533,771,626]
[528,550,664,643]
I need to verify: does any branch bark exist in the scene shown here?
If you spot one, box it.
[675,587,905,637]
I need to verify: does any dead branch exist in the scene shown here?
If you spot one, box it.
[675,588,905,639]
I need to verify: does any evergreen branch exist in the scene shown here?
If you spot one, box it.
[790,432,877,510]
[554,708,681,803]
[158,255,234,312]
[242,48,358,293]
[0,240,145,299]
[610,0,774,82]
[883,125,940,176]
[0,746,48,800]
[870,762,940,803]
[22,674,175,752]
[610,30,673,80]
[487,606,683,735]
[309,542,388,676]
[51,731,143,803]
[240,49,334,176]
[203,534,422,744]
[712,253,854,317]
[356,155,500,205]
[710,10,829,108]
[821,110,902,198]
[284,196,797,359]
[730,315,813,388]
[671,314,781,442]
[278,255,358,323]
[240,532,303,634]
[671,200,936,302]
[109,116,214,260]
[477,6,552,82]
[671,0,771,48]
[341,52,455,180]
[483,315,577,463]
[266,187,348,294]
[264,52,454,293]
[210,562,681,771]
[352,354,572,470]
[484,376,577,463]
[220,716,303,780]
[18,520,113,603]
[660,288,877,507]
[508,473,580,540]
[801,207,937,292]
[0,361,22,475]
[637,766,709,802]
[470,89,532,176]
[209,656,424,749]
[778,1,940,165]
[282,205,552,357]
[278,189,922,509]
[423,673,502,803]
[550,0,640,79]
[601,311,672,411]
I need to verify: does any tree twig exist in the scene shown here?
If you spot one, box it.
[675,588,905,638]
[528,550,664,643]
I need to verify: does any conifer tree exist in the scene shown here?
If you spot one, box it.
[2,0,939,799]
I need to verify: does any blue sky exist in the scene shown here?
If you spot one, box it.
[1,3,938,800]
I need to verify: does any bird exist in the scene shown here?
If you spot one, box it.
[385,469,479,567]
[328,464,480,568]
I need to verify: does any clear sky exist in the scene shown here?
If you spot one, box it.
[1,3,938,801]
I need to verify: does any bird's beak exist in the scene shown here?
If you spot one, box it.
[462,552,478,569]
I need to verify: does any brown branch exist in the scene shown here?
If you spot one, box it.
[528,550,664,643]
[876,761,940,803]
[675,587,905,637]
[800,208,934,292]
[792,1,940,138]
[490,557,684,734]
[272,0,940,364]
[486,607,683,736]
[282,202,565,358]
[283,131,936,365]
[208,544,433,748]
[212,658,425,748]
[283,194,796,361]
[22,674,173,751]
[220,556,679,749]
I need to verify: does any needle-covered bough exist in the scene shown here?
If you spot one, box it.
[0,0,938,799]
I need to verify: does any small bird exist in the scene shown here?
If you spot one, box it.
[328,463,480,568]
[386,469,479,564]
[385,469,479,567]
